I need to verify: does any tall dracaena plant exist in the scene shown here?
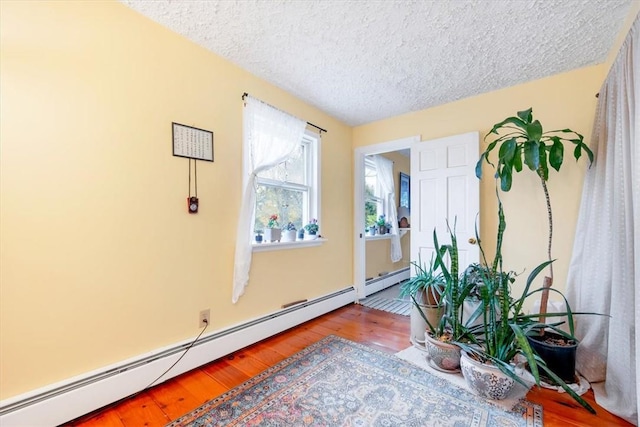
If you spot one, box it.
[476,108,594,322]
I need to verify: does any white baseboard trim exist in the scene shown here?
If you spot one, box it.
[0,286,356,427]
[363,267,410,297]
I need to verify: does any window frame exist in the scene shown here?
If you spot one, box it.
[364,157,387,228]
[250,130,322,250]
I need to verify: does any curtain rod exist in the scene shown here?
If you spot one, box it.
[242,92,327,134]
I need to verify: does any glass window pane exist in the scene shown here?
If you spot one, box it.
[365,200,378,227]
[255,185,306,231]
[256,145,305,185]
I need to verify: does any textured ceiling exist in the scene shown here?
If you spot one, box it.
[121,0,634,126]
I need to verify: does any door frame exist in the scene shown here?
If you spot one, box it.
[353,135,420,300]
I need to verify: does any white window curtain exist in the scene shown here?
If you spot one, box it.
[374,155,402,262]
[232,96,306,303]
[565,15,638,425]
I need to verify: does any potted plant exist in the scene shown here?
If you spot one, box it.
[399,254,445,347]
[411,222,478,372]
[263,214,281,242]
[456,200,596,413]
[304,219,319,240]
[254,229,263,243]
[476,108,594,379]
[376,215,388,235]
[281,222,297,242]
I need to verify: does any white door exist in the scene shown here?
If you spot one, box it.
[410,132,480,270]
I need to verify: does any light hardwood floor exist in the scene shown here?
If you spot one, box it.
[66,304,631,427]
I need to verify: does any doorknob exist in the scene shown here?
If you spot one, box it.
[468,238,477,245]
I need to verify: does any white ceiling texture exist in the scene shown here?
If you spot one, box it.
[122,0,634,126]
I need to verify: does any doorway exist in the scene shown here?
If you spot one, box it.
[354,136,419,300]
[353,132,480,301]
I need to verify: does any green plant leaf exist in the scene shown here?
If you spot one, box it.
[523,141,540,171]
[513,145,523,172]
[510,324,539,382]
[537,364,596,414]
[516,108,533,123]
[526,120,543,142]
[499,166,512,191]
[488,117,527,135]
[549,137,564,172]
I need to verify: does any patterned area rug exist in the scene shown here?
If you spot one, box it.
[168,336,542,426]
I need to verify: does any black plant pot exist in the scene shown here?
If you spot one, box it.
[527,332,578,384]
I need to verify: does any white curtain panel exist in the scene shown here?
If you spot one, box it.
[374,155,402,262]
[232,96,306,303]
[566,15,639,425]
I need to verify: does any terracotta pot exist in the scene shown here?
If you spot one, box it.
[460,351,516,400]
[424,333,461,372]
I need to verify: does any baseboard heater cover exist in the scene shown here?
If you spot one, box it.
[0,286,356,427]
[364,267,410,297]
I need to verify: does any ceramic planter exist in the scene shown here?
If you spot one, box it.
[280,229,296,242]
[460,351,516,400]
[304,232,318,240]
[263,228,281,242]
[424,333,461,372]
[410,289,443,347]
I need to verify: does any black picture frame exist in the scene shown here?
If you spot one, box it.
[399,172,410,209]
[172,122,214,162]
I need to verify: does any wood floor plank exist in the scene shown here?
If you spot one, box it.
[173,368,228,404]
[70,409,125,427]
[64,303,632,427]
[200,359,252,389]
[114,392,170,427]
[146,377,207,421]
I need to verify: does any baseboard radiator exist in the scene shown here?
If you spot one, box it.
[0,286,356,427]
[363,267,410,297]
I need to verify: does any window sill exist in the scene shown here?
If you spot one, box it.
[365,228,410,240]
[252,238,328,252]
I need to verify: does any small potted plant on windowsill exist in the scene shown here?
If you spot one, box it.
[254,229,263,243]
[263,214,281,242]
[281,222,297,242]
[376,215,388,235]
[304,219,319,240]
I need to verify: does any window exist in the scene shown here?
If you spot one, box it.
[254,132,319,234]
[365,156,385,228]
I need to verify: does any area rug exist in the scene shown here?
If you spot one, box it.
[167,335,543,426]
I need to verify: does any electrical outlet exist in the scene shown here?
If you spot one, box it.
[199,309,210,328]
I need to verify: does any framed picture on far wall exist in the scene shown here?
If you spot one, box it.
[399,172,410,209]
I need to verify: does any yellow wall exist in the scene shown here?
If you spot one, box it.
[0,1,353,398]
[0,0,628,403]
[365,152,410,278]
[354,65,604,307]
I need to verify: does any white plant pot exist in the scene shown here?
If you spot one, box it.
[304,232,318,240]
[460,350,516,400]
[263,228,281,242]
[280,230,296,242]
